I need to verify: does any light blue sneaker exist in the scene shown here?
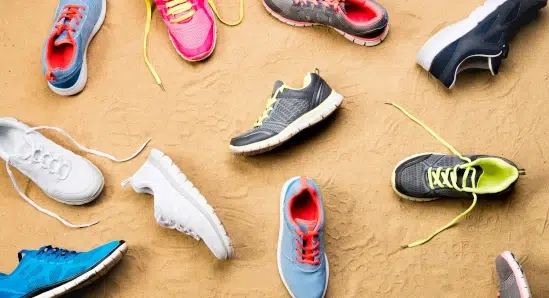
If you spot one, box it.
[0,240,127,298]
[278,176,328,298]
[42,0,106,96]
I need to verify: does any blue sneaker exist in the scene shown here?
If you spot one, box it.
[0,240,127,298]
[42,0,106,96]
[278,176,328,298]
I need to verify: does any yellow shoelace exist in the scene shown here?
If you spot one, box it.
[254,87,284,127]
[143,0,245,89]
[387,103,479,248]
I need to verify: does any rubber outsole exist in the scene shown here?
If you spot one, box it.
[148,150,234,259]
[47,0,107,96]
[277,176,329,298]
[230,91,343,155]
[262,0,389,46]
[32,242,128,298]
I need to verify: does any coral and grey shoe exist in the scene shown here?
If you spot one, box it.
[392,153,520,201]
[263,0,389,46]
[0,240,127,298]
[122,148,234,260]
[417,0,547,88]
[387,103,524,248]
[278,177,328,298]
[230,71,343,155]
[42,0,106,96]
[496,251,531,298]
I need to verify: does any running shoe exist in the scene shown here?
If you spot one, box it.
[496,251,532,298]
[417,0,547,88]
[0,240,127,298]
[262,0,389,46]
[42,0,106,96]
[143,0,244,88]
[278,176,328,298]
[0,118,150,228]
[230,71,343,155]
[122,148,234,260]
[387,103,524,248]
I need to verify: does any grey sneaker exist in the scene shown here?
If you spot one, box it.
[262,0,389,46]
[496,251,531,298]
[392,153,521,201]
[230,71,343,155]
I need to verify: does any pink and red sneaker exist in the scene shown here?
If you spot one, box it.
[154,0,216,61]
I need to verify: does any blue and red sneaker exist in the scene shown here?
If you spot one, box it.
[278,176,328,298]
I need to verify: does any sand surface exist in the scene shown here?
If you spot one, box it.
[2,0,549,297]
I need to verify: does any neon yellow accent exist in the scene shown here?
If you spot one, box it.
[166,0,196,23]
[387,103,517,249]
[254,87,285,127]
[207,0,244,26]
[144,0,164,90]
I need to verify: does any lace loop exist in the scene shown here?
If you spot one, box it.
[254,87,284,127]
[55,5,85,35]
[295,229,320,265]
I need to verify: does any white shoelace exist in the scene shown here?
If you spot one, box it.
[6,126,151,229]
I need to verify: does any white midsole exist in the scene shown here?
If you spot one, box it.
[230,91,343,154]
[501,251,532,298]
[34,242,127,298]
[416,0,507,71]
[48,0,107,96]
[277,176,329,298]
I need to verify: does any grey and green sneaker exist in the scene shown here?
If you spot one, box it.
[391,153,521,201]
[230,71,343,155]
[496,251,531,298]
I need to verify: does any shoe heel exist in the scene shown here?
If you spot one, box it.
[121,160,159,195]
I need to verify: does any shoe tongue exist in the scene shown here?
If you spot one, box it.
[54,31,72,46]
[272,80,284,96]
[455,166,483,188]
[295,218,317,233]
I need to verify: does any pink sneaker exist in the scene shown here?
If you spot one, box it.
[155,0,216,61]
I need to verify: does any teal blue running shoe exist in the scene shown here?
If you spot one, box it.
[278,176,328,298]
[0,240,127,298]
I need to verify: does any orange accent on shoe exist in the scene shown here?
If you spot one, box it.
[55,5,85,37]
[46,69,56,82]
[295,223,320,265]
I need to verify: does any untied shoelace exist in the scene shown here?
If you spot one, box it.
[6,126,151,229]
[143,0,245,89]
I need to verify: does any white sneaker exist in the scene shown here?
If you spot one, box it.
[122,148,234,260]
[0,118,150,228]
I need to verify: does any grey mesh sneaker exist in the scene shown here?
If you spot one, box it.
[496,251,531,298]
[262,0,389,46]
[392,153,521,201]
[230,71,343,155]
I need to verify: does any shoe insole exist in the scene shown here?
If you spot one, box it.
[290,191,318,221]
[48,43,75,69]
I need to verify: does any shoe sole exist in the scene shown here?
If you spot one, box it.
[391,152,443,202]
[262,0,389,46]
[147,149,234,259]
[48,0,107,96]
[30,242,127,298]
[168,5,217,62]
[277,176,329,298]
[500,251,532,298]
[416,0,507,79]
[229,90,343,155]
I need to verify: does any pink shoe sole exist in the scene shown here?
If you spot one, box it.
[262,0,389,46]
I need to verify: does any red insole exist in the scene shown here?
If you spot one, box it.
[290,191,318,221]
[345,2,377,23]
[48,43,75,69]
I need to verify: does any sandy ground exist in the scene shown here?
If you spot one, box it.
[1,0,549,297]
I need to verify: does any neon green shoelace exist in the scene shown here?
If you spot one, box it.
[387,103,479,248]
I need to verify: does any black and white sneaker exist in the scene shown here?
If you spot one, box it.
[417,0,547,88]
[230,71,343,155]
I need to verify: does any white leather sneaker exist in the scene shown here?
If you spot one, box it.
[122,148,234,260]
[0,118,150,228]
